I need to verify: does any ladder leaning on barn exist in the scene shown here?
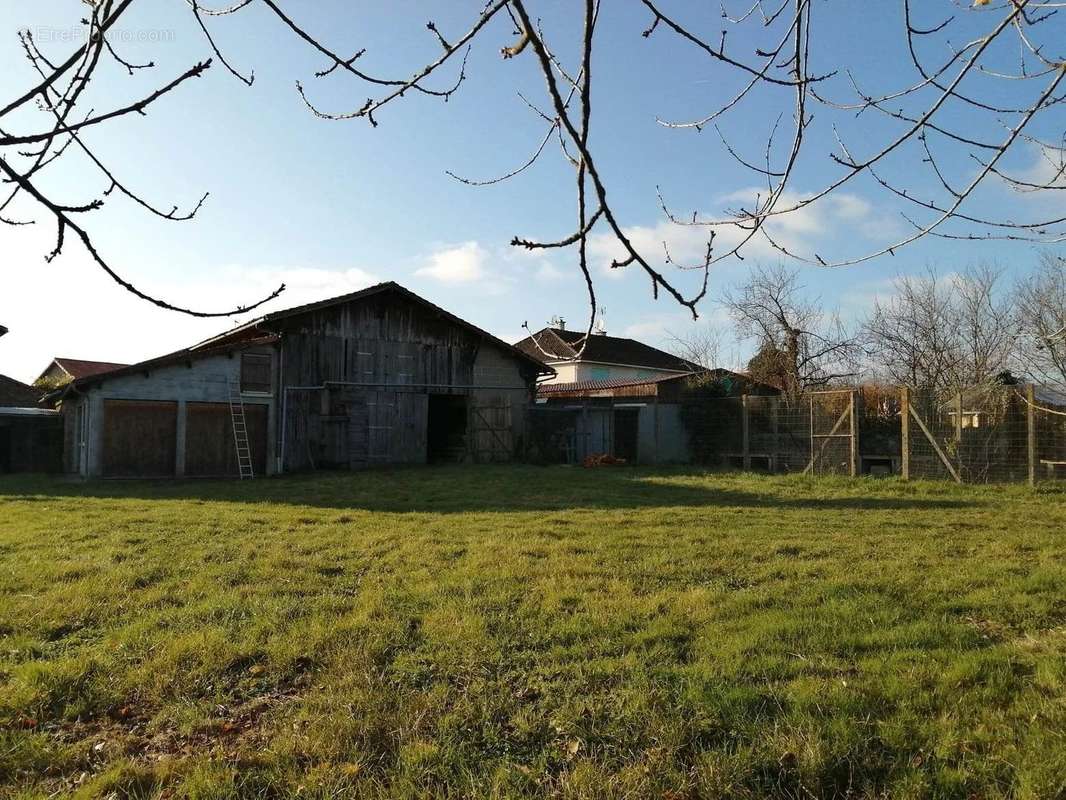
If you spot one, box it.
[227,377,255,479]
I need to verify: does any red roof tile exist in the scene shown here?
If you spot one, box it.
[52,358,130,379]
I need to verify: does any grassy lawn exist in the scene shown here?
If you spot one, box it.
[0,467,1064,799]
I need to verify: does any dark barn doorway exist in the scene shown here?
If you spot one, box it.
[613,408,640,463]
[427,394,468,462]
[0,426,10,472]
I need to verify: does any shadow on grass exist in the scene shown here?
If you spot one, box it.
[0,465,989,514]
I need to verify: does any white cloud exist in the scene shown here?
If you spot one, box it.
[0,223,380,383]
[415,241,488,283]
[586,188,902,280]
[1002,142,1066,200]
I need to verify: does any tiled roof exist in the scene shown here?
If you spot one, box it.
[538,373,690,395]
[53,358,129,379]
[515,328,699,372]
[72,282,554,391]
[0,374,43,407]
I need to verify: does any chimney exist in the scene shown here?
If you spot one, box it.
[549,315,566,331]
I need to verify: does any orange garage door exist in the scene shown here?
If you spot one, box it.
[184,402,268,477]
[102,400,178,477]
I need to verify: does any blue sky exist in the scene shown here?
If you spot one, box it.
[1,1,1061,382]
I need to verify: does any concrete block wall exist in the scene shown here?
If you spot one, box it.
[75,349,277,478]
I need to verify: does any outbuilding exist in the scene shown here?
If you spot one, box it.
[59,282,551,478]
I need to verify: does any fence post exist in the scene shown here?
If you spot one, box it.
[1027,384,1036,488]
[954,391,963,441]
[900,386,910,480]
[849,389,860,477]
[741,394,751,470]
[808,394,815,474]
[770,396,780,473]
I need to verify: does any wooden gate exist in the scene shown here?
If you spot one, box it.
[102,400,177,477]
[803,390,859,476]
[366,390,428,465]
[468,399,512,462]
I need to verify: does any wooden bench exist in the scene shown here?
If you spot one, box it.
[1041,459,1066,479]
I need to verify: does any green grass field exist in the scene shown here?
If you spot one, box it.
[1,467,1064,799]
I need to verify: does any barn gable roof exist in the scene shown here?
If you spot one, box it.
[196,281,550,373]
[71,282,550,391]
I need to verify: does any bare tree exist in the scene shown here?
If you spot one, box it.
[1015,253,1066,385]
[724,264,860,395]
[666,327,722,370]
[864,265,1016,393]
[2,1,1065,341]
[863,270,962,394]
[953,264,1014,386]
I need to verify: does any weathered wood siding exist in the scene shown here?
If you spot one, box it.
[278,290,537,469]
[102,400,178,477]
[185,402,268,477]
[277,292,490,388]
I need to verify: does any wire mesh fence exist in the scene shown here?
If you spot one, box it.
[681,383,1066,485]
[685,390,860,476]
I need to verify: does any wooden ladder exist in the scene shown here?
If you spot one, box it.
[228,377,254,480]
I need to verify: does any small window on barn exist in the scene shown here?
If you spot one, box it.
[240,353,272,394]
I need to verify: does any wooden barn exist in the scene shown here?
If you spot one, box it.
[58,282,550,478]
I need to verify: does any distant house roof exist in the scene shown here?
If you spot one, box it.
[538,373,690,397]
[537,369,775,400]
[515,327,699,372]
[944,383,1066,412]
[70,282,551,391]
[38,357,130,383]
[0,374,43,407]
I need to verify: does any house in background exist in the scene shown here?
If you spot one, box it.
[516,323,702,465]
[514,325,699,385]
[57,282,551,479]
[528,368,771,466]
[35,357,129,387]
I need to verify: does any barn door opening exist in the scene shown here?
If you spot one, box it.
[0,426,10,473]
[613,408,640,463]
[427,394,467,462]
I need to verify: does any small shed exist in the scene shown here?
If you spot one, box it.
[529,369,778,465]
[0,374,61,473]
[530,373,696,464]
